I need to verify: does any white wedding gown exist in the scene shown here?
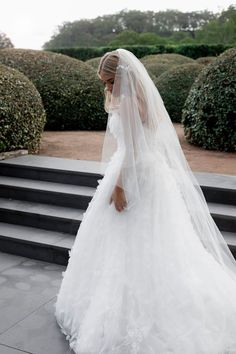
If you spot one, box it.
[54,112,236,354]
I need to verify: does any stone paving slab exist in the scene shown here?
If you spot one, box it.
[0,252,69,354]
[0,343,33,353]
[0,298,71,354]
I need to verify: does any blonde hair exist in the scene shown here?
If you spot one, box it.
[97,51,119,112]
[97,51,148,123]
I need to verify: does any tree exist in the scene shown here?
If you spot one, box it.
[108,31,167,46]
[43,9,217,49]
[196,5,236,44]
[0,32,14,49]
[139,32,167,45]
[108,31,139,45]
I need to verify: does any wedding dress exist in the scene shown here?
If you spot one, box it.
[54,49,236,354]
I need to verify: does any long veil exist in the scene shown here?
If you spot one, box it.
[99,48,236,282]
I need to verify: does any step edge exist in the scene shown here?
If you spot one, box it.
[0,182,95,197]
[0,207,84,222]
[0,161,103,178]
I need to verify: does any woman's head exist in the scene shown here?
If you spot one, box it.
[97,51,119,93]
[97,51,120,112]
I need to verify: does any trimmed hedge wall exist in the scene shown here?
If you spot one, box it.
[0,64,46,153]
[182,48,236,152]
[0,49,107,130]
[46,44,233,61]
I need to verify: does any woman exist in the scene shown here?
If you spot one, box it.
[54,48,236,353]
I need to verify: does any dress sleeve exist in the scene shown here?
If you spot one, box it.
[112,93,148,209]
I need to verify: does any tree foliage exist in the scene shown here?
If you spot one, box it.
[196,5,236,44]
[43,8,218,48]
[0,32,14,49]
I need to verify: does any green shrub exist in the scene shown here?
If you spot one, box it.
[182,48,236,152]
[142,62,175,78]
[196,56,216,65]
[86,57,102,70]
[0,64,46,153]
[0,49,107,130]
[155,63,203,122]
[141,54,195,80]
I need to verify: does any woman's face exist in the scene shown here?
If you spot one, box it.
[99,71,115,93]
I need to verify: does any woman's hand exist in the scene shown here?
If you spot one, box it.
[109,185,127,212]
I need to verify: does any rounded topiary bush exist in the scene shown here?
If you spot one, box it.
[0,64,46,153]
[141,53,195,66]
[196,56,216,65]
[143,61,175,78]
[86,57,102,70]
[182,48,236,152]
[141,53,196,80]
[155,63,203,122]
[0,49,106,130]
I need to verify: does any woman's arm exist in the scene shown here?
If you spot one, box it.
[109,170,127,212]
[110,182,127,212]
[116,170,123,187]
[110,91,147,211]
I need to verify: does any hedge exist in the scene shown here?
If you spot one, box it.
[195,56,216,65]
[86,57,102,70]
[0,49,107,130]
[46,44,233,61]
[182,48,236,152]
[155,63,203,122]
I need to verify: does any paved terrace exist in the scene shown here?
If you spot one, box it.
[0,251,70,354]
[0,124,235,353]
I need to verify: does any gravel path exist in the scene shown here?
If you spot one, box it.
[39,123,236,176]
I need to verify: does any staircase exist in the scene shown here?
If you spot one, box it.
[0,155,235,265]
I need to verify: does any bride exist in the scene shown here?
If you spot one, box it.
[54,48,236,354]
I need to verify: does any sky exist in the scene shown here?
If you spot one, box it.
[0,0,235,49]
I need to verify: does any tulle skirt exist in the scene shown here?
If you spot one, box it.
[54,150,236,354]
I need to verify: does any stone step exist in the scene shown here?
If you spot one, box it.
[0,197,83,234]
[0,197,235,234]
[0,155,235,205]
[223,231,236,258]
[0,176,95,209]
[0,222,74,265]
[0,222,235,266]
[0,155,235,265]
[208,202,236,232]
[194,171,236,205]
[0,155,102,187]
